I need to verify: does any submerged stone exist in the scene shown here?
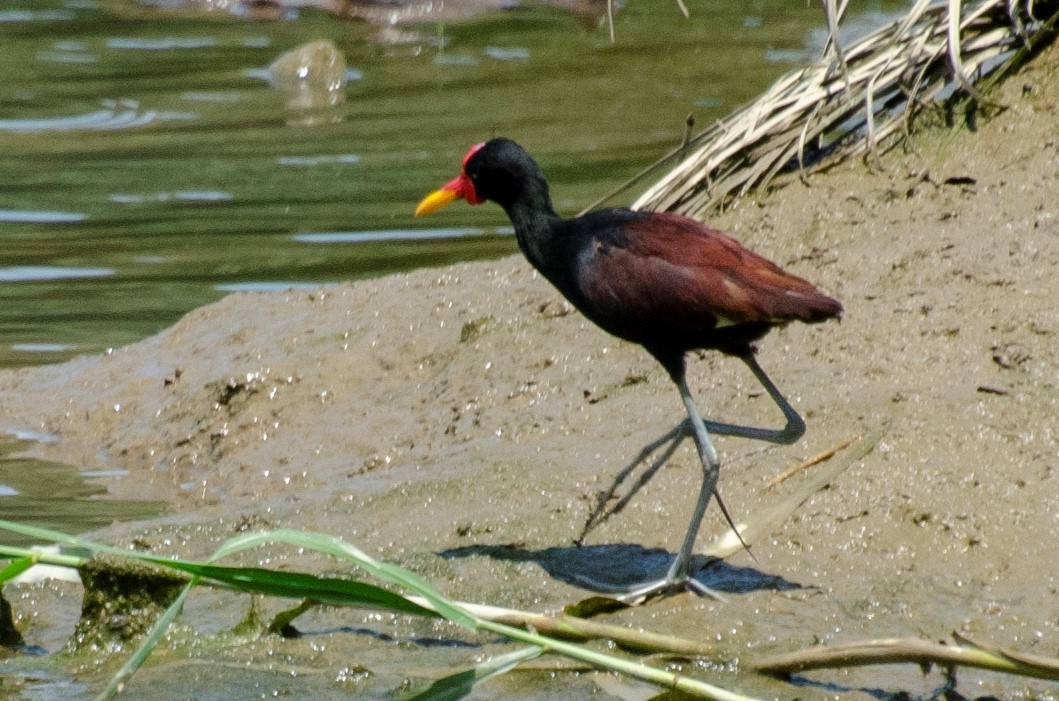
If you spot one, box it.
[268,39,347,118]
[0,588,24,649]
[71,555,186,652]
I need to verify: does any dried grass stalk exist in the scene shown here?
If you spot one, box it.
[753,633,1059,682]
[632,0,1058,219]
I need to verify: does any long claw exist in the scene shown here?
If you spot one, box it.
[616,575,727,605]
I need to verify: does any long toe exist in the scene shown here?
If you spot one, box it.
[617,576,727,605]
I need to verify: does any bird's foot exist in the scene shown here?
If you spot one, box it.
[616,575,727,606]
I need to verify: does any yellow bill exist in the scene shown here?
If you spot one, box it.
[415,187,460,217]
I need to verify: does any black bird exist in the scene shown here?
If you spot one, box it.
[416,138,842,601]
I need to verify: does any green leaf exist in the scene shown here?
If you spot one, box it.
[564,595,629,618]
[189,529,478,629]
[401,646,543,701]
[0,519,107,551]
[94,579,196,701]
[268,598,316,635]
[140,559,439,619]
[1,520,760,700]
[0,556,36,583]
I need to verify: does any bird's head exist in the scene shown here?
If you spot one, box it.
[415,138,546,216]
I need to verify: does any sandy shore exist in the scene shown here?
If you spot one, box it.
[2,41,1058,700]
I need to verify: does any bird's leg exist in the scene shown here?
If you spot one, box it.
[613,352,804,469]
[619,373,725,604]
[588,353,803,549]
[703,352,806,444]
[613,354,804,602]
[578,422,749,555]
[667,375,723,586]
[643,354,805,446]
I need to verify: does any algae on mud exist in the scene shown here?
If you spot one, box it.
[71,556,187,653]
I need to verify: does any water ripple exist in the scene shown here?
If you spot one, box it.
[278,154,360,166]
[105,37,218,51]
[10,343,77,353]
[215,281,337,293]
[484,46,530,61]
[0,10,75,22]
[294,227,512,243]
[110,191,233,204]
[434,54,478,67]
[0,266,115,282]
[0,99,174,133]
[8,429,58,443]
[82,469,130,478]
[37,50,98,64]
[181,91,241,103]
[0,209,86,223]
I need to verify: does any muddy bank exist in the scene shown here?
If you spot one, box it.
[2,44,1059,700]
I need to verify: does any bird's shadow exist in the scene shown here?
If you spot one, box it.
[786,672,975,701]
[438,542,802,595]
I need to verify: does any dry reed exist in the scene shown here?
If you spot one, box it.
[629,0,1058,219]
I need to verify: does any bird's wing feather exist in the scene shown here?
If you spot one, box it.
[576,213,837,328]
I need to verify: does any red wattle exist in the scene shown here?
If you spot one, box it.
[459,143,486,205]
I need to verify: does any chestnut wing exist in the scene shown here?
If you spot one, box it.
[574,213,840,338]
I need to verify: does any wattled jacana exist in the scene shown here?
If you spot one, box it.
[416,138,842,601]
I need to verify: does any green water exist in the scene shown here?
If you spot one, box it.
[0,436,161,546]
[0,0,904,370]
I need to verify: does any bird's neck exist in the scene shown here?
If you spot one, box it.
[501,174,562,270]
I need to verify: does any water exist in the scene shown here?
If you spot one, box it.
[0,0,907,371]
[0,436,161,547]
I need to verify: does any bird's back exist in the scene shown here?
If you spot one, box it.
[550,209,842,356]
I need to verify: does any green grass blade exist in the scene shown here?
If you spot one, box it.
[0,520,95,550]
[0,519,109,552]
[137,559,439,618]
[94,579,197,701]
[268,598,315,634]
[0,545,84,574]
[195,529,478,629]
[0,556,37,583]
[0,521,474,625]
[474,618,757,701]
[401,646,543,701]
[2,521,755,699]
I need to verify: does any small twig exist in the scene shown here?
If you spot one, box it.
[578,114,702,216]
[754,635,1059,681]
[408,596,718,657]
[946,0,997,105]
[1008,0,1030,44]
[822,0,853,94]
[953,631,1059,670]
[605,0,688,42]
[681,113,695,154]
[796,99,826,181]
[713,490,756,562]
[767,435,858,487]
